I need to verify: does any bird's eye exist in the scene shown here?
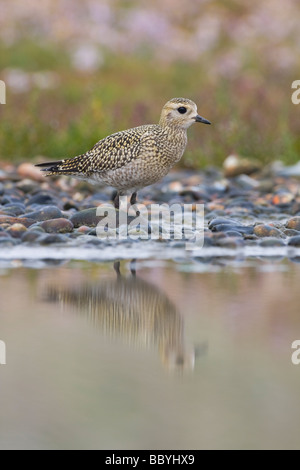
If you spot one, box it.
[177,106,187,114]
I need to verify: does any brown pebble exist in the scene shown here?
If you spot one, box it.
[254,224,283,238]
[17,162,45,182]
[7,223,28,238]
[40,218,74,233]
[0,215,35,227]
[286,216,300,231]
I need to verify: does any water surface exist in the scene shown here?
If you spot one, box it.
[0,258,300,449]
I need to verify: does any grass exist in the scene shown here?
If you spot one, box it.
[0,41,299,168]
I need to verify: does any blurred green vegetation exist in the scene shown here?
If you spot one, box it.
[0,40,299,168]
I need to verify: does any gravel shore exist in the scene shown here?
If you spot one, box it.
[1,160,300,258]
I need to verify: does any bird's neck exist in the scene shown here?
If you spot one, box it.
[158,121,188,162]
[159,120,187,139]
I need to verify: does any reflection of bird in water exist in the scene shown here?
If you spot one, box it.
[46,262,206,370]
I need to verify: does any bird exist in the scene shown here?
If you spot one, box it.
[44,261,204,371]
[36,98,211,208]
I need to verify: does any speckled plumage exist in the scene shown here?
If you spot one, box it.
[36,98,211,206]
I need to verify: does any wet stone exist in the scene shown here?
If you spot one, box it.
[284,229,300,237]
[28,225,45,233]
[24,205,63,222]
[39,234,69,245]
[210,223,254,235]
[286,217,300,231]
[208,217,240,229]
[21,231,43,243]
[216,237,245,248]
[0,238,17,247]
[6,223,28,238]
[26,193,59,207]
[16,179,41,194]
[259,238,285,247]
[0,231,11,238]
[288,236,300,247]
[223,230,244,238]
[253,224,283,238]
[0,215,35,227]
[40,218,74,234]
[70,208,104,228]
[76,225,91,234]
[2,203,26,216]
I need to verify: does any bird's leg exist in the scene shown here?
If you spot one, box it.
[130,192,137,205]
[113,191,120,209]
[113,261,122,278]
[130,259,137,277]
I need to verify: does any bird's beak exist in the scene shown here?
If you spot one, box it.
[194,115,211,125]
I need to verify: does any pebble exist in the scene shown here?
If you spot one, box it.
[70,207,103,228]
[253,224,283,238]
[22,231,44,243]
[24,205,63,222]
[0,238,17,247]
[2,203,26,216]
[288,236,300,247]
[215,237,245,248]
[208,217,240,229]
[259,238,285,247]
[40,218,74,233]
[223,154,262,177]
[286,217,300,231]
[0,162,300,254]
[17,162,45,182]
[39,234,69,245]
[26,193,60,208]
[210,224,254,235]
[0,215,35,227]
[16,179,41,194]
[6,223,28,238]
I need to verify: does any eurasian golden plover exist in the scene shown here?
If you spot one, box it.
[36,98,211,207]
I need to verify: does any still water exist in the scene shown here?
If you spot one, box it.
[0,258,300,449]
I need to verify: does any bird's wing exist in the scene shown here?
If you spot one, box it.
[35,125,158,176]
[85,125,157,172]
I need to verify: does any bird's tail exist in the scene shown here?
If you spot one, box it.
[35,154,89,176]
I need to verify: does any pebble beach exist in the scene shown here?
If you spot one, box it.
[1,157,300,265]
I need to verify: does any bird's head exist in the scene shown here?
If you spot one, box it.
[159,97,211,129]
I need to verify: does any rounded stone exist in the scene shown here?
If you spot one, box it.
[284,229,300,237]
[208,217,240,229]
[288,236,300,247]
[70,208,105,228]
[40,218,74,233]
[6,223,28,238]
[2,203,26,216]
[259,238,285,247]
[211,223,253,235]
[17,162,45,182]
[40,234,69,245]
[216,237,245,248]
[26,193,59,207]
[253,224,283,238]
[16,179,40,194]
[0,238,16,247]
[286,217,300,231]
[21,231,43,243]
[76,225,91,234]
[0,215,35,227]
[25,205,63,222]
